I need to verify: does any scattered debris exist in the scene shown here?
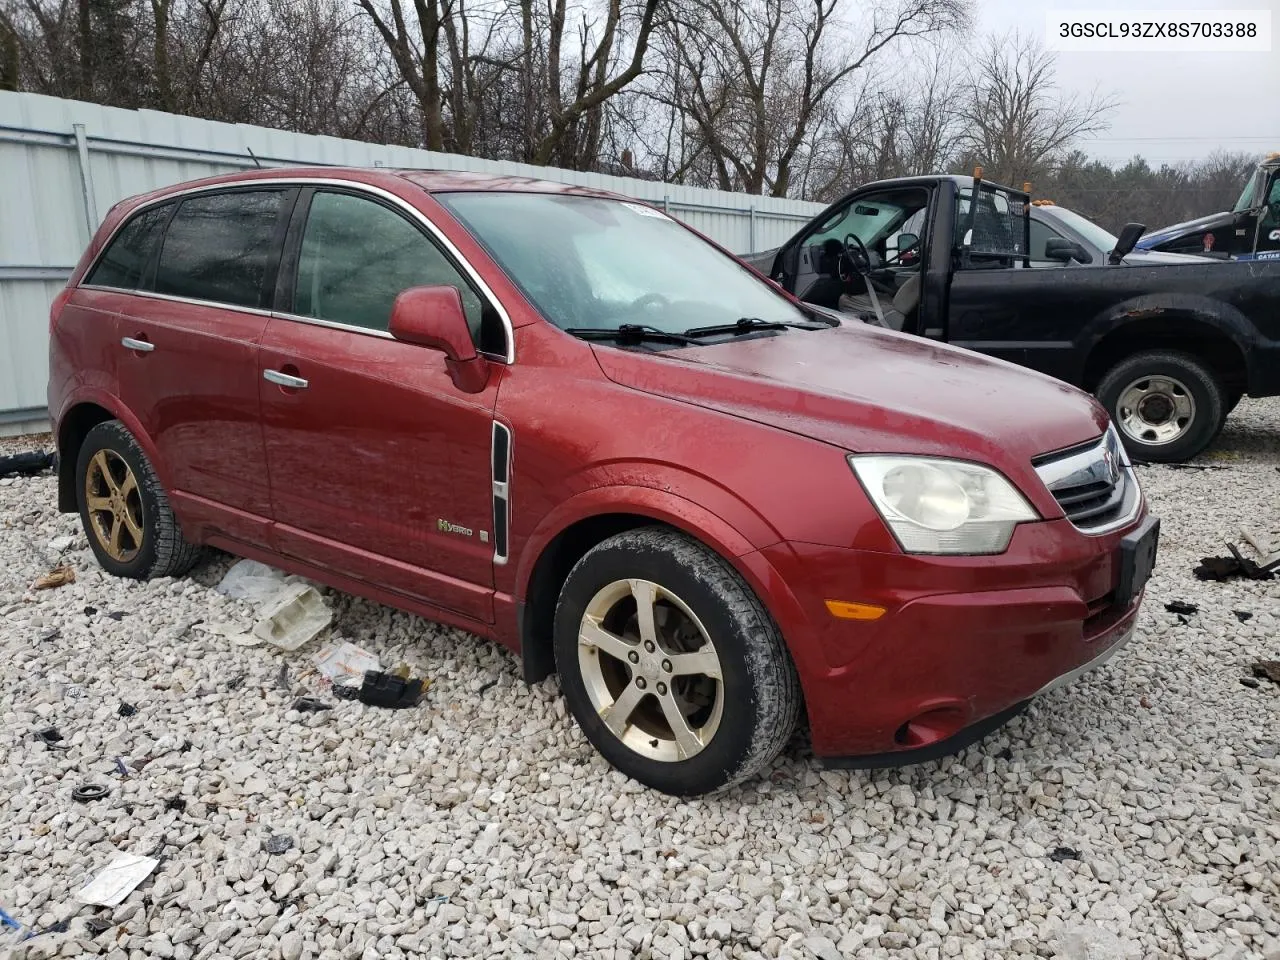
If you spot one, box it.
[71,784,111,803]
[1049,847,1082,862]
[32,565,76,590]
[83,917,113,936]
[253,584,332,650]
[106,611,127,621]
[265,834,295,855]
[1234,610,1254,622]
[117,702,136,717]
[1164,600,1198,616]
[0,905,33,945]
[276,663,290,691]
[114,758,130,777]
[0,450,56,478]
[1250,661,1280,686]
[1241,677,1260,689]
[333,683,360,701]
[34,727,66,750]
[1139,696,1152,709]
[193,621,262,647]
[83,606,97,616]
[357,669,428,709]
[65,684,85,699]
[164,797,186,813]
[1193,545,1278,582]
[226,673,248,691]
[75,854,160,907]
[315,641,381,683]
[39,919,69,935]
[291,697,331,713]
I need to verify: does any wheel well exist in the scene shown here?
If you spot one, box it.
[1083,318,1247,396]
[55,403,113,512]
[519,513,664,683]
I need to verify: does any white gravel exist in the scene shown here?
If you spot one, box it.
[1,405,1278,960]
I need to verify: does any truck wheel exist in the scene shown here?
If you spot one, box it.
[553,527,801,796]
[1096,351,1223,463]
[76,420,203,579]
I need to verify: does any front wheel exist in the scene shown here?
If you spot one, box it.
[553,528,801,796]
[1096,351,1224,463]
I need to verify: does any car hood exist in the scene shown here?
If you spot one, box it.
[592,324,1109,472]
[1136,210,1232,248]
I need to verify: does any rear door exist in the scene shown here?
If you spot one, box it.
[258,187,502,623]
[114,187,296,547]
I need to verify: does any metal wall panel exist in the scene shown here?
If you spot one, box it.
[0,90,826,424]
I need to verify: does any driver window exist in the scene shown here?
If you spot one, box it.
[1028,218,1067,267]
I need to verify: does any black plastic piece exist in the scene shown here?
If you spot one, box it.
[357,670,425,708]
[292,697,331,713]
[72,784,111,802]
[0,451,55,478]
[117,702,137,717]
[822,699,1030,770]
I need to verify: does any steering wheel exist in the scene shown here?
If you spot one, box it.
[842,233,873,278]
[630,293,671,312]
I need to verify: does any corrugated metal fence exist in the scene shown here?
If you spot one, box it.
[0,91,825,430]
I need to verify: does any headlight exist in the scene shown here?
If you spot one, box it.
[848,455,1038,555]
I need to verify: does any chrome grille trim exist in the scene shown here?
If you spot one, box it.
[1034,428,1141,535]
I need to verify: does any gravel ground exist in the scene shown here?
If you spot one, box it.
[1,406,1278,960]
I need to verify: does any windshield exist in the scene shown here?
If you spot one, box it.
[438,192,812,335]
[1233,168,1266,212]
[1043,206,1118,252]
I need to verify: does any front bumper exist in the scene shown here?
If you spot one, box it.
[749,513,1151,760]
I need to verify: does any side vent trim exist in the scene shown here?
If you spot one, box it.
[491,421,512,565]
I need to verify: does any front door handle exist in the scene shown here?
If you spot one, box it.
[263,369,309,389]
[121,337,154,352]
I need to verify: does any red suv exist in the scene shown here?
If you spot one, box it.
[48,168,1158,795]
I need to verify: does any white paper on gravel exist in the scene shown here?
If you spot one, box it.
[314,641,381,682]
[76,854,160,906]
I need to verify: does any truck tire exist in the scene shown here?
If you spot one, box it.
[553,527,802,796]
[1096,351,1223,463]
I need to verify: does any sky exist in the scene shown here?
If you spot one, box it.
[973,0,1280,165]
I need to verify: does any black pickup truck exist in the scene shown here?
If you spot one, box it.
[743,174,1280,462]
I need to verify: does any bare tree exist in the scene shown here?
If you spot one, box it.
[957,31,1116,186]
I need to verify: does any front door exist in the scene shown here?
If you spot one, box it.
[259,188,501,623]
[115,188,296,548]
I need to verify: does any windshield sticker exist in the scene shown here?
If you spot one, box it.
[1269,229,1280,241]
[621,201,670,220]
[1255,251,1280,260]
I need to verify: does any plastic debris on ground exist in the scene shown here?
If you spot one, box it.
[1193,544,1279,582]
[1,904,34,946]
[265,834,295,855]
[1251,661,1280,686]
[72,784,111,802]
[1234,610,1254,622]
[34,727,65,749]
[291,697,331,713]
[1164,600,1198,615]
[1049,847,1082,862]
[356,667,429,709]
[75,854,160,906]
[117,702,136,717]
[32,564,76,590]
[0,450,56,478]
[252,583,332,650]
[192,622,260,646]
[314,641,381,683]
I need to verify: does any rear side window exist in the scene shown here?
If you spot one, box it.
[85,204,172,289]
[292,191,490,344]
[155,191,290,308]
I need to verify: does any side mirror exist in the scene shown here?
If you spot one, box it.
[1108,222,1146,265]
[389,285,489,393]
[1044,238,1093,264]
[896,232,919,256]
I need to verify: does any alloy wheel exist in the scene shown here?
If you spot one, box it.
[84,449,144,562]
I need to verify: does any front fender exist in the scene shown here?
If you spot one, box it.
[54,387,171,495]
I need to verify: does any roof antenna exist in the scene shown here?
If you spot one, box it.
[246,147,263,170]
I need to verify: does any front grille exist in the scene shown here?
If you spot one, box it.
[1033,429,1136,533]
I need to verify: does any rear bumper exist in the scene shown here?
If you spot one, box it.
[748,513,1149,759]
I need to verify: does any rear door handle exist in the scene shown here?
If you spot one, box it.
[121,337,154,352]
[263,369,309,389]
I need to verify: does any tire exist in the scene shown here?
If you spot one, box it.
[553,527,801,796]
[1095,351,1224,463]
[76,420,202,579]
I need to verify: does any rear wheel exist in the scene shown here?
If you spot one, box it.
[553,528,801,796]
[1096,351,1223,463]
[76,420,202,579]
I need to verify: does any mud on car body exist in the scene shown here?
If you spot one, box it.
[51,168,1156,795]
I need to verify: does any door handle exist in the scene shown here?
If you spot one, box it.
[121,337,154,352]
[263,369,309,389]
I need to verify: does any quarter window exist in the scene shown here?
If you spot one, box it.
[85,204,172,289]
[292,191,488,342]
[155,191,291,308]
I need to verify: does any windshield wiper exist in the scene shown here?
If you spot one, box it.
[682,316,829,338]
[563,324,697,346]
